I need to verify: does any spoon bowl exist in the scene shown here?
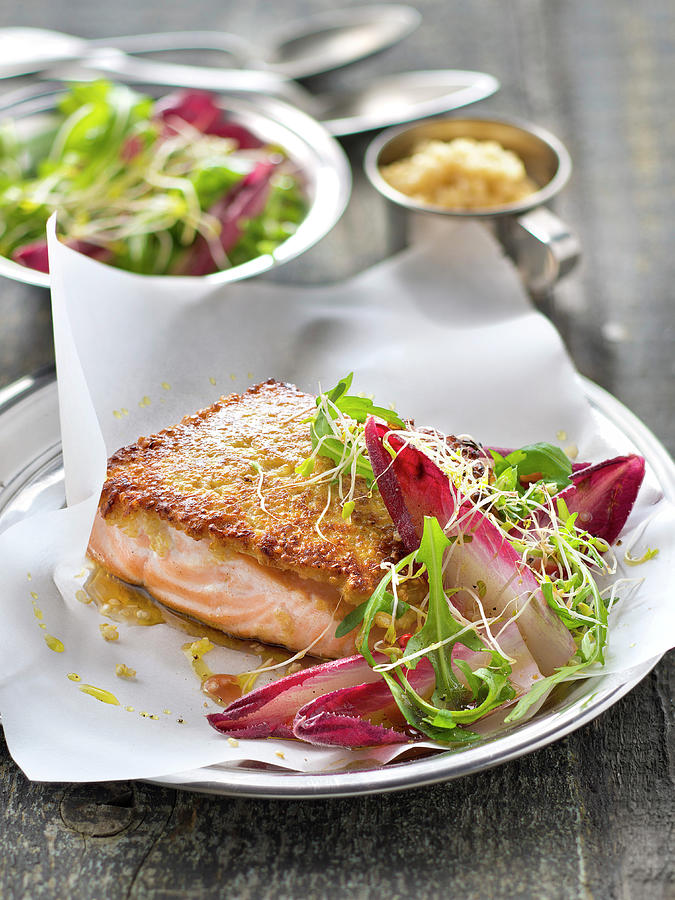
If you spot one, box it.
[320,70,500,136]
[261,4,421,79]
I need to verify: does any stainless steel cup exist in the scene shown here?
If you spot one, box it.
[364,116,579,295]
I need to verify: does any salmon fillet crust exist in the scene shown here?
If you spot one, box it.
[88,379,418,657]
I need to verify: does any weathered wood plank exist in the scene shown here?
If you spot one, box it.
[0,0,672,897]
[1,658,672,899]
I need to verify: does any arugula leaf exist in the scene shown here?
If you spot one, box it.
[506,582,607,724]
[540,578,603,632]
[504,662,584,722]
[355,550,417,664]
[353,516,519,742]
[491,442,573,492]
[337,396,404,427]
[404,517,482,707]
[448,660,515,723]
[381,671,480,743]
[335,596,410,639]
[304,374,405,483]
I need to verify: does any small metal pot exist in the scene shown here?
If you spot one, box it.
[364,116,579,295]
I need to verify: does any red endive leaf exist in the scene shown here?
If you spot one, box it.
[364,417,418,550]
[293,708,407,746]
[204,119,263,148]
[155,89,262,147]
[177,160,276,275]
[212,160,275,253]
[12,239,112,274]
[293,658,436,747]
[155,89,221,134]
[557,454,645,544]
[12,240,50,273]
[207,654,385,739]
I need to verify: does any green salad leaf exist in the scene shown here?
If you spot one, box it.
[304,373,404,484]
[491,442,573,493]
[335,595,410,639]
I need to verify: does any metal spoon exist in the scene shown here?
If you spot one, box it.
[0,6,420,81]
[317,69,500,136]
[42,50,500,137]
[255,4,421,78]
[0,27,90,78]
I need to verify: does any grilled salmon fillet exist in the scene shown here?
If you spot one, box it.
[88,380,418,658]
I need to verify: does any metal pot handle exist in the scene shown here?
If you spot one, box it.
[497,207,581,295]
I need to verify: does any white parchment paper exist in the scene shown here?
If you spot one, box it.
[0,216,672,782]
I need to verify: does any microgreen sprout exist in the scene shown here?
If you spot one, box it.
[624,546,659,566]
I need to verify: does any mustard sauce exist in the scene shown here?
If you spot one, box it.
[45,634,64,653]
[78,684,120,705]
[83,566,164,626]
[202,673,243,706]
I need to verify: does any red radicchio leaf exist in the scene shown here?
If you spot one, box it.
[212,160,275,252]
[365,418,457,550]
[557,454,645,544]
[364,417,418,550]
[207,654,387,739]
[177,160,276,276]
[11,240,50,273]
[154,89,262,147]
[12,239,112,274]
[294,711,406,746]
[204,120,263,149]
[155,89,221,134]
[293,658,436,747]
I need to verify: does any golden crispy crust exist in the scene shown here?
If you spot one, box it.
[99,379,410,602]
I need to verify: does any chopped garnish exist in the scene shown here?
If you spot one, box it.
[115,663,136,679]
[294,373,405,523]
[99,623,119,642]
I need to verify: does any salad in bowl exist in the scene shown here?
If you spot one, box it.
[0,79,350,286]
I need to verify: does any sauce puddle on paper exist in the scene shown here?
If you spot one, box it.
[45,634,64,653]
[202,673,243,706]
[81,562,322,707]
[79,684,120,705]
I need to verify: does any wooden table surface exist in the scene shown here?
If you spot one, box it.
[1,2,673,898]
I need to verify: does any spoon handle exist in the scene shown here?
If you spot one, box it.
[88,30,254,65]
[46,51,324,118]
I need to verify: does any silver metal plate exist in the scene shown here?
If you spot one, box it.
[0,370,671,798]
